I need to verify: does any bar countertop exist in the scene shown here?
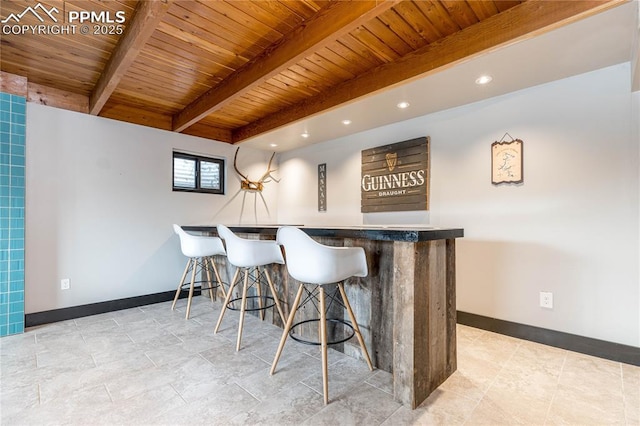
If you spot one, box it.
[182,225,463,242]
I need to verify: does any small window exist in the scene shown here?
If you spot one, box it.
[173,152,225,194]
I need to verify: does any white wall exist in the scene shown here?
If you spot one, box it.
[25,106,279,313]
[277,63,640,347]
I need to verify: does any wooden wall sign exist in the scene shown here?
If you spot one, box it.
[361,137,430,213]
[318,163,326,212]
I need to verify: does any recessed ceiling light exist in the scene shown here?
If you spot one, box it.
[397,101,410,109]
[342,119,352,125]
[475,75,493,85]
[269,143,278,147]
[301,132,309,138]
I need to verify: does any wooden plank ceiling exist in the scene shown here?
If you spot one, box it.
[0,0,621,144]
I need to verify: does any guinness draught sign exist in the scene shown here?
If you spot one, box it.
[361,137,430,213]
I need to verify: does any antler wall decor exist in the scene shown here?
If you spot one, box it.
[212,147,280,224]
[233,148,278,192]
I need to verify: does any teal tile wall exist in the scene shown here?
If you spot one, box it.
[0,92,26,336]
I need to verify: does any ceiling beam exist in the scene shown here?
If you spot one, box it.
[0,71,27,96]
[172,0,400,133]
[28,82,89,113]
[232,0,624,143]
[89,0,173,115]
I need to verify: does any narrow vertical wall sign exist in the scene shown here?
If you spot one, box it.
[361,137,430,213]
[318,163,327,212]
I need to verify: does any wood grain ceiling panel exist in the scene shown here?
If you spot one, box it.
[440,0,480,28]
[0,0,131,94]
[412,0,462,36]
[392,1,442,43]
[1,0,620,145]
[377,7,429,50]
[165,1,285,59]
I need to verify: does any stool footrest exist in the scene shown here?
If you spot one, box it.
[180,280,228,292]
[227,295,276,312]
[289,318,355,346]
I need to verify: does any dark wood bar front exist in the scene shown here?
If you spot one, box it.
[184,225,464,409]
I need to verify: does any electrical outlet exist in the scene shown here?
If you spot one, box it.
[539,291,553,309]
[61,278,70,290]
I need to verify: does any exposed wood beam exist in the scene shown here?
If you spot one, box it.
[182,123,233,144]
[1,71,90,112]
[233,0,624,142]
[28,83,89,113]
[172,0,400,133]
[89,0,174,115]
[0,71,27,97]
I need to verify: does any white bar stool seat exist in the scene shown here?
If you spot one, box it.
[270,226,374,405]
[171,224,227,319]
[214,224,286,351]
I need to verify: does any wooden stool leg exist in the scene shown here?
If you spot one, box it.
[264,268,285,325]
[270,283,304,375]
[338,283,374,371]
[214,268,239,334]
[319,286,329,405]
[185,258,198,319]
[172,258,192,311]
[236,269,250,351]
[211,257,226,299]
[255,267,265,321]
[204,257,214,302]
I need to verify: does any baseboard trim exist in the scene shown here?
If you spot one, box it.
[457,311,640,366]
[25,288,201,328]
[24,299,639,366]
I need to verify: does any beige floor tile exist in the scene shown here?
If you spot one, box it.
[438,350,503,402]
[460,330,522,365]
[365,369,394,395]
[481,381,553,424]
[300,354,377,403]
[3,384,111,426]
[0,380,40,419]
[235,350,319,401]
[622,363,640,424]
[1,351,37,377]
[457,323,485,343]
[229,382,325,425]
[546,384,626,425]
[158,383,260,426]
[104,364,179,402]
[98,384,187,425]
[464,394,527,425]
[303,383,402,425]
[381,388,476,425]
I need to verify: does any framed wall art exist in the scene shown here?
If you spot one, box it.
[491,136,523,185]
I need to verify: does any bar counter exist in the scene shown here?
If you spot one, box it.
[183,224,463,409]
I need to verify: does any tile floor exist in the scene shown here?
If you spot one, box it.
[1,296,638,425]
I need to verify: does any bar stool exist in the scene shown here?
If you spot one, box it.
[171,224,227,319]
[214,224,286,351]
[270,226,374,405]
